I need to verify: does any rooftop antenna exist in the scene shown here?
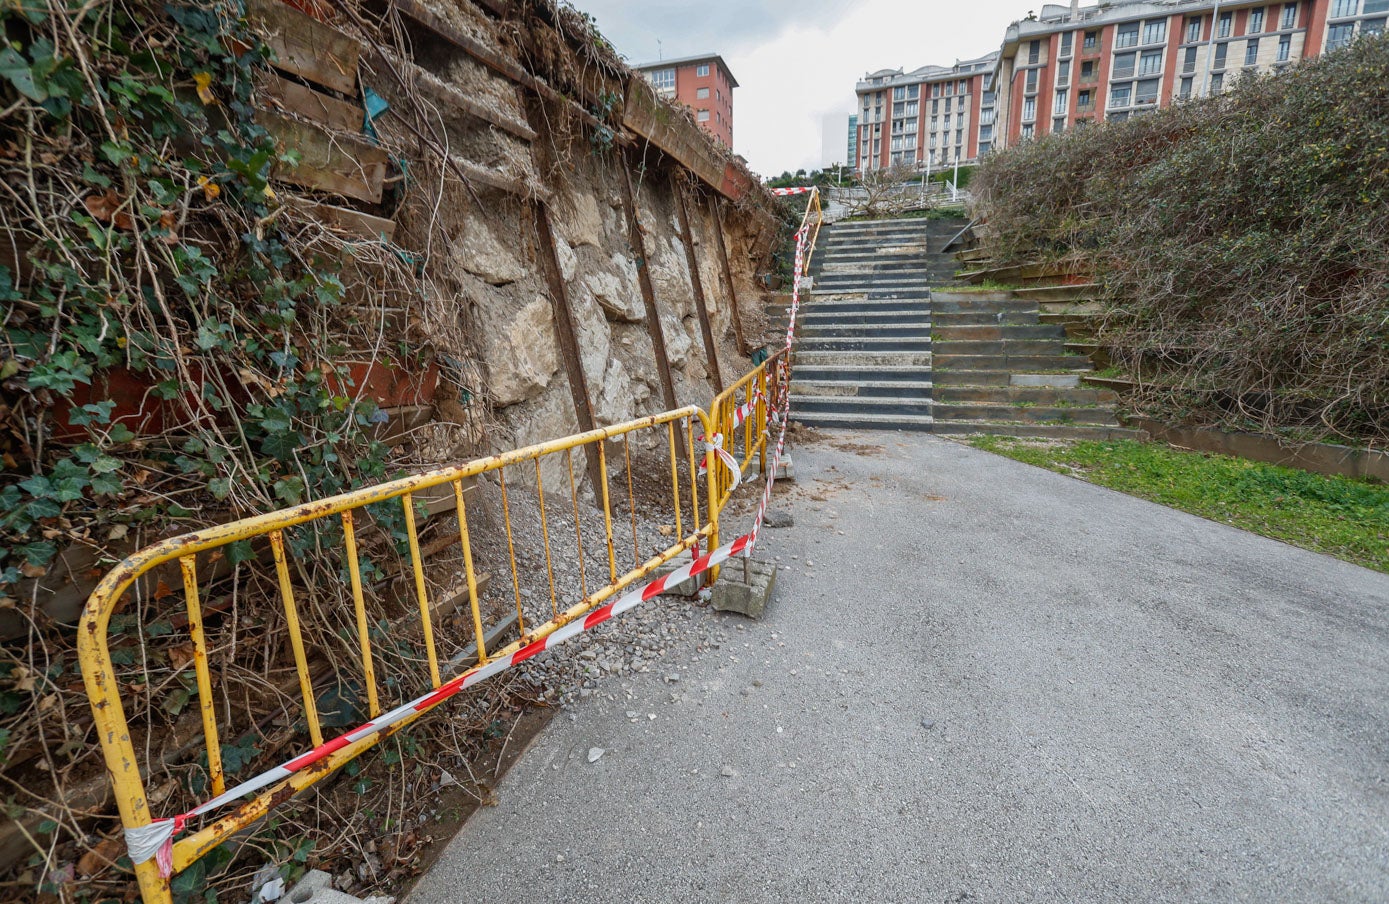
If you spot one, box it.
[657,39,663,60]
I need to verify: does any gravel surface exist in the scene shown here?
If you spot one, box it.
[408,430,1389,904]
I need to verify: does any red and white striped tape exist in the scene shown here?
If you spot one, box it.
[771,186,814,196]
[126,222,815,877]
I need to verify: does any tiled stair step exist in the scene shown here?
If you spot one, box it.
[816,279,937,290]
[931,339,1068,356]
[790,379,934,399]
[932,325,1065,341]
[930,421,1140,440]
[800,323,931,338]
[791,410,935,432]
[792,365,933,383]
[794,350,934,367]
[817,261,938,273]
[933,386,1117,405]
[931,401,1119,425]
[797,337,932,352]
[933,354,1090,370]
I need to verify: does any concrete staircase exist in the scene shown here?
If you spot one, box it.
[930,290,1135,439]
[784,217,964,431]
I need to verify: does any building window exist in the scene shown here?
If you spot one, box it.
[979,109,994,125]
[1218,12,1233,37]
[1250,8,1265,32]
[1245,38,1260,65]
[1184,46,1198,72]
[1186,16,1202,43]
[1277,34,1292,60]
[893,102,905,117]
[1055,88,1069,110]
[650,68,675,91]
[908,84,919,99]
[1081,59,1096,80]
[1077,88,1092,108]
[932,99,939,114]
[1058,65,1070,87]
[1110,83,1132,106]
[1061,32,1074,56]
[1083,30,1098,50]
[1143,19,1166,44]
[984,90,996,104]
[1021,123,1034,138]
[906,101,918,116]
[1331,0,1358,15]
[1025,68,1038,92]
[944,96,953,111]
[1053,117,1066,133]
[1214,42,1228,68]
[1135,78,1159,103]
[1023,97,1036,120]
[1116,22,1139,47]
[697,87,710,99]
[1108,111,1130,122]
[1139,49,1163,75]
[696,110,710,122]
[1281,3,1298,28]
[1113,52,1137,78]
[893,86,906,100]
[1327,22,1355,47]
[979,124,993,140]
[1366,17,1389,36]
[1179,76,1193,98]
[696,63,710,77]
[1210,72,1224,92]
[1029,40,1041,64]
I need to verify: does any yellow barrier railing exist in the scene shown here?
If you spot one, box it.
[80,188,823,904]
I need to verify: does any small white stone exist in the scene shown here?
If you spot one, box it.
[587,747,605,763]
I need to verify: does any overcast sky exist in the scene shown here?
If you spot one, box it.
[576,0,1030,177]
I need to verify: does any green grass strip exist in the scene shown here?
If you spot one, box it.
[969,437,1389,574]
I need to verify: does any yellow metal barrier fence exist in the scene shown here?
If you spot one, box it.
[80,188,822,904]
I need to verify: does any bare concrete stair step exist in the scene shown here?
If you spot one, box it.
[801,324,931,338]
[931,421,1141,441]
[792,365,933,382]
[794,350,934,367]
[933,354,1091,370]
[791,410,935,432]
[933,385,1117,405]
[931,370,1014,387]
[931,310,1045,325]
[932,324,1065,341]
[931,299,1038,314]
[797,337,933,352]
[789,379,934,399]
[932,401,1119,425]
[931,339,1068,356]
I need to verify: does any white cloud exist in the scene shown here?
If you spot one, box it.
[574,0,1027,176]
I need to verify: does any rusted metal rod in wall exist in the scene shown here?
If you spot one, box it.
[706,194,748,355]
[532,201,605,492]
[671,174,724,393]
[619,154,680,413]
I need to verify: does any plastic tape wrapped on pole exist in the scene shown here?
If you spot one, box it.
[697,433,743,486]
[771,186,814,196]
[121,215,816,879]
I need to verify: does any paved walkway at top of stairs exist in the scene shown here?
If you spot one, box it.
[408,431,1389,904]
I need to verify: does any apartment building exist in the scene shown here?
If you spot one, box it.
[633,54,738,148]
[854,52,1000,173]
[992,0,1384,148]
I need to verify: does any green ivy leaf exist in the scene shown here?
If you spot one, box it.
[0,47,46,102]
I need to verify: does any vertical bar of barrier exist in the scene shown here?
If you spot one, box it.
[565,450,589,602]
[498,469,527,640]
[624,436,639,568]
[341,510,381,717]
[667,422,684,539]
[452,480,486,664]
[270,530,323,747]
[700,410,722,584]
[179,555,224,797]
[401,492,442,689]
[534,459,559,619]
[597,440,617,583]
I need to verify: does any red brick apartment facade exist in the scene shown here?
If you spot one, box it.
[992,0,1384,149]
[854,53,1000,173]
[634,54,738,148]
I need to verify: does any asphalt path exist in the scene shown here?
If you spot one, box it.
[408,430,1389,904]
